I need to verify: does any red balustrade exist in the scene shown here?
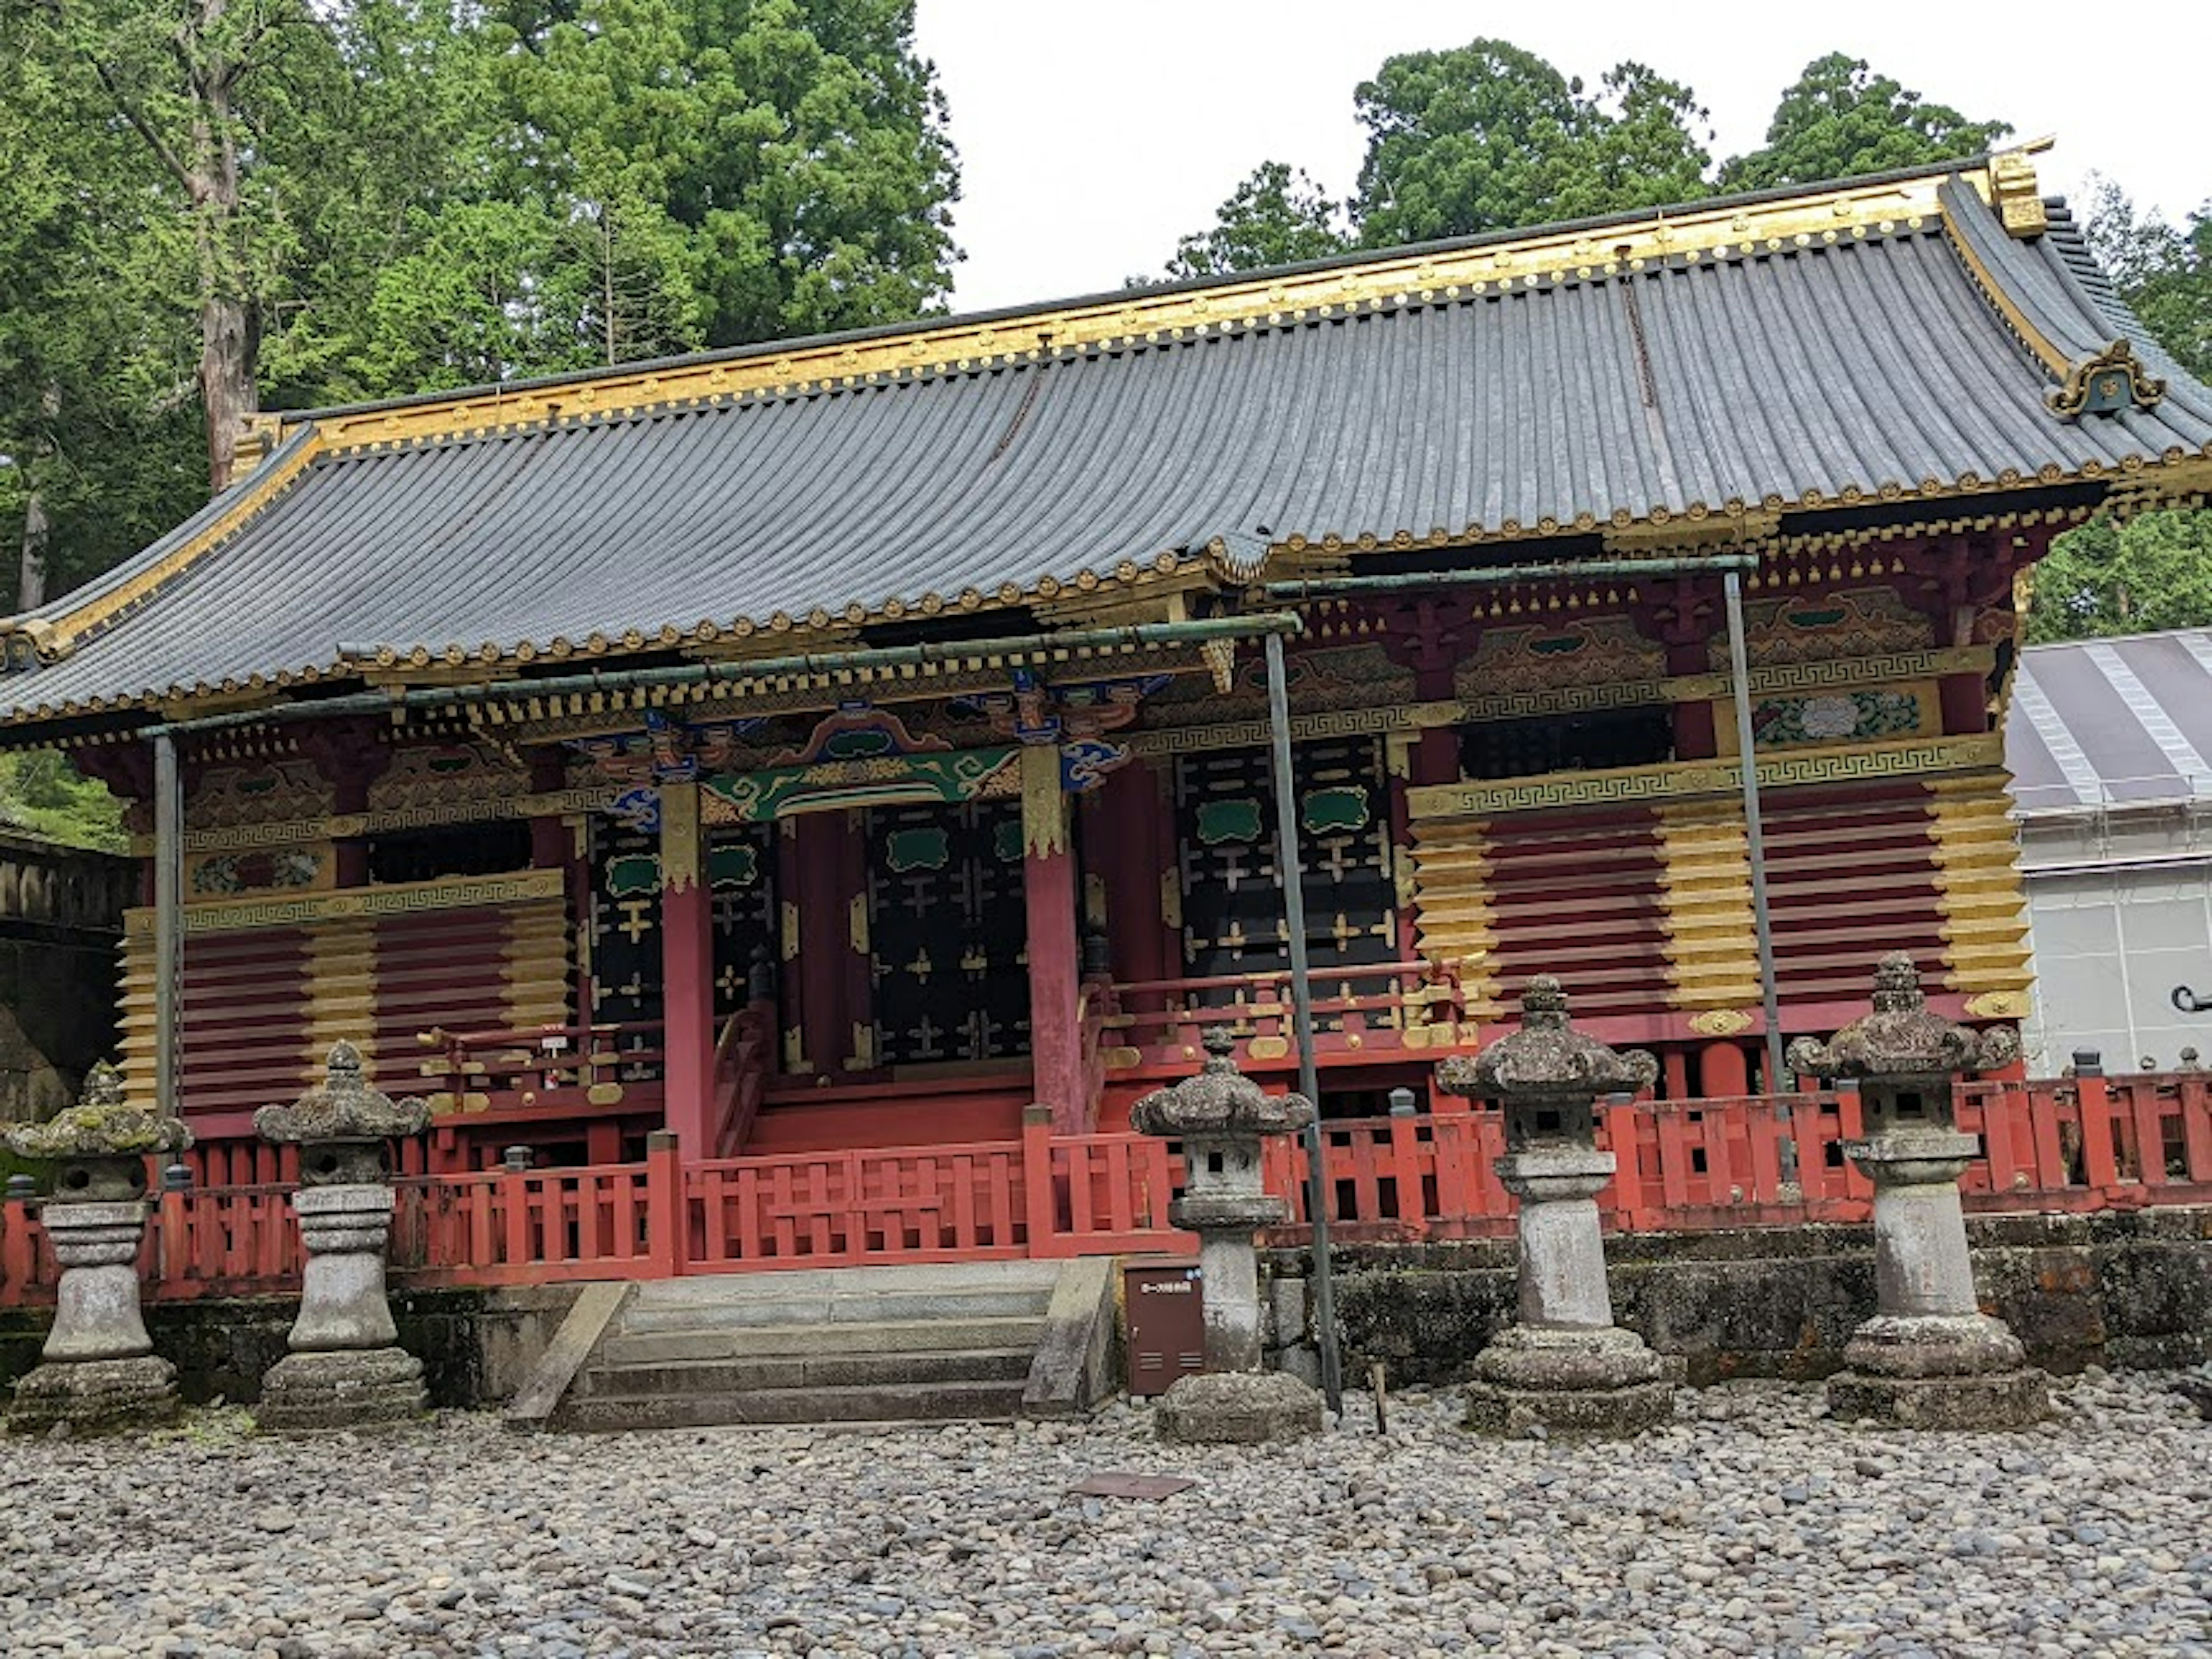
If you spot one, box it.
[684,1140,1028,1268]
[1099,961,1464,1077]
[1,1071,2207,1304]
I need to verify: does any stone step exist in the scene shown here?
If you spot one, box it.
[630,1262,1062,1304]
[574,1345,1035,1399]
[616,1284,1054,1332]
[597,1314,1046,1368]
[555,1378,1028,1432]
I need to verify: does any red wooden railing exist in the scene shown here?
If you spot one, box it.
[1099,961,1464,1074]
[416,1020,668,1115]
[685,1139,1028,1267]
[709,1001,778,1158]
[3,1071,2208,1304]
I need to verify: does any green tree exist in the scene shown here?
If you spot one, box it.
[1720,53,2009,192]
[1349,40,1711,248]
[2077,177,2211,382]
[0,25,206,606]
[1165,162,1349,279]
[2029,178,2212,645]
[2027,510,2212,644]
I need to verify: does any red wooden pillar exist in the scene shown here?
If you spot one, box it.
[1700,1039,1749,1101]
[1088,762,1169,986]
[1023,745,1085,1132]
[1938,672,1989,734]
[658,780,713,1153]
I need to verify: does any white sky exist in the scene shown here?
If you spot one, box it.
[913,0,2210,315]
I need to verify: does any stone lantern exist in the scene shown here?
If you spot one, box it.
[253,1042,431,1430]
[3,1063,191,1434]
[1129,1028,1323,1442]
[1786,952,2047,1428]
[1435,976,1671,1438]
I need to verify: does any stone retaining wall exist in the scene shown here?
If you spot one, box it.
[0,1284,580,1410]
[1263,1207,2212,1386]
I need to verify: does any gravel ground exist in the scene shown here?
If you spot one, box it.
[0,1369,2206,1659]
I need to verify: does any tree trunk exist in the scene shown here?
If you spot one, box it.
[190,0,258,497]
[18,488,50,613]
[17,381,58,610]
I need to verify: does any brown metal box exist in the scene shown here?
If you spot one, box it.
[1124,1260,1204,1396]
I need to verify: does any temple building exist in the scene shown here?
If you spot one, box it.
[1,149,2207,1173]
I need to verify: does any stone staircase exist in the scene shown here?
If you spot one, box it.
[543,1260,1099,1431]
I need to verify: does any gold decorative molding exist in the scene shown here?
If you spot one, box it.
[3,431,323,666]
[1408,734,2006,823]
[131,785,622,857]
[659,781,701,892]
[1020,742,1068,859]
[1127,700,1465,758]
[2047,340,2167,418]
[1688,1009,1756,1037]
[1964,989,2031,1020]
[1986,147,2050,238]
[122,869,563,936]
[1405,816,1499,1016]
[1925,777,2033,995]
[1657,801,1763,1012]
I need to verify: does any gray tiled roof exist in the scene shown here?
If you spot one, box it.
[5,164,2210,726]
[2007,628,2212,815]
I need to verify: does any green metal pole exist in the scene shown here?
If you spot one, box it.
[1723,570,1787,1095]
[1264,630,1343,1416]
[1260,552,1759,601]
[153,731,181,1120]
[143,612,1308,741]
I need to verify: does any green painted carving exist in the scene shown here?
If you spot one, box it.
[605,853,661,896]
[704,747,1017,823]
[886,827,952,873]
[1783,606,1847,629]
[992,817,1024,863]
[824,727,897,760]
[1752,690,1921,748]
[1301,785,1370,835]
[1196,797,1264,846]
[708,843,759,889]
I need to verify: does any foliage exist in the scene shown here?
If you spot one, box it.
[2027,510,2212,645]
[0,752,128,853]
[302,0,963,396]
[1719,53,2010,192]
[2029,180,2212,646]
[0,20,209,602]
[2077,177,2212,382]
[1165,162,1349,280]
[1350,41,1711,248]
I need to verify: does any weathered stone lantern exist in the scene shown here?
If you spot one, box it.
[1435,976,1671,1438]
[253,1041,431,1430]
[1786,952,2047,1427]
[1130,1028,1323,1442]
[3,1062,191,1433]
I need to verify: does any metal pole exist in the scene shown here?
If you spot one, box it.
[153,731,182,1120]
[1722,571,1786,1096]
[1263,631,1343,1416]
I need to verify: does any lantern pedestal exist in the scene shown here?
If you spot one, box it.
[253,1044,431,1433]
[7,1199,179,1435]
[1824,1128,2048,1429]
[256,1181,424,1431]
[1464,1146,1671,1439]
[3,1064,191,1437]
[1131,1032,1322,1444]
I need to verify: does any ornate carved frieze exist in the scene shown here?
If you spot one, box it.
[1406,734,2006,823]
[123,869,563,935]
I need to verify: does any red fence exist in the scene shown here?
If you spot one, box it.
[3,1072,2209,1304]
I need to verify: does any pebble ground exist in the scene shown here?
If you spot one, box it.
[1,1369,2206,1658]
